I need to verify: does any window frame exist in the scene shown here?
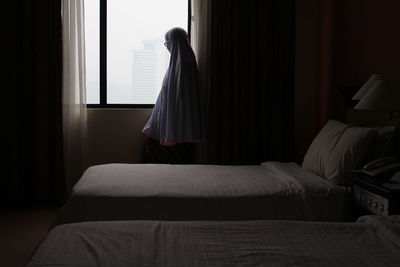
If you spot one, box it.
[88,0,191,109]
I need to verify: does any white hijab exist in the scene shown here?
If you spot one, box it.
[142,28,204,146]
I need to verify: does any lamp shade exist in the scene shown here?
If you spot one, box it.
[352,74,382,101]
[354,80,400,111]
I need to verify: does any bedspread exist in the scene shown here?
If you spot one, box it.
[53,162,349,225]
[30,216,400,267]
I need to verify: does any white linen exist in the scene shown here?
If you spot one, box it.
[29,216,400,267]
[357,215,400,248]
[75,161,342,198]
[302,120,376,184]
[53,162,349,226]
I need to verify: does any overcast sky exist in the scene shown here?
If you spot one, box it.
[85,0,187,103]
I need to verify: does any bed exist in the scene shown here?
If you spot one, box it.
[53,161,349,226]
[53,120,395,225]
[29,215,400,267]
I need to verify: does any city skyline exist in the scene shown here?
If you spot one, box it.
[131,39,170,104]
[85,0,187,104]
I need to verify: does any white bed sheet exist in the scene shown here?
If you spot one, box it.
[54,162,349,226]
[29,216,400,267]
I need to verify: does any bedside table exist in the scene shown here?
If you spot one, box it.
[346,171,400,216]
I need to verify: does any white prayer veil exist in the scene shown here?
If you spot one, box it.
[143,28,204,146]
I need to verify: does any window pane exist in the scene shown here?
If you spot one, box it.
[85,0,100,104]
[107,0,188,104]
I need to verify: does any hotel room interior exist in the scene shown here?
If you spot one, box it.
[2,0,400,266]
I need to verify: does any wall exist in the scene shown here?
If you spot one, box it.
[87,109,151,166]
[294,0,400,161]
[334,0,400,86]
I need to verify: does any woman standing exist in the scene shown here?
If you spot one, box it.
[142,28,204,163]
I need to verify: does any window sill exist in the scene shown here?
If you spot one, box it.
[87,104,154,109]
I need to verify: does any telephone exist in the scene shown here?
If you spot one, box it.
[361,156,400,178]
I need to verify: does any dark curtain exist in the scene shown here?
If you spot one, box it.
[207,0,295,165]
[3,1,65,207]
[316,0,336,128]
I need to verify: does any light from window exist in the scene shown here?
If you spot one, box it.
[85,0,100,104]
[85,0,188,105]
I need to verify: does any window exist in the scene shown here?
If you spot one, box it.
[85,0,189,107]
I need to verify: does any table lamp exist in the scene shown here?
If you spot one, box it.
[353,76,400,119]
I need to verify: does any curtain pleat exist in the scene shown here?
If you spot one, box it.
[4,0,65,206]
[207,0,295,165]
[190,0,211,162]
[61,0,88,191]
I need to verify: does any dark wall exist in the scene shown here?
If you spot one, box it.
[334,0,400,86]
[294,0,400,160]
[331,0,400,122]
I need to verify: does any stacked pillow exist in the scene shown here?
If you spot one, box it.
[372,125,398,159]
[302,120,397,185]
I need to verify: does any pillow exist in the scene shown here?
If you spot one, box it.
[370,126,397,159]
[302,120,377,185]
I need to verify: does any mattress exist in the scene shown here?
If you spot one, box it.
[53,162,349,226]
[29,216,400,267]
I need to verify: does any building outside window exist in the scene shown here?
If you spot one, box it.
[85,0,188,106]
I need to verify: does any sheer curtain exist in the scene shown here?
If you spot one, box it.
[190,0,212,163]
[61,0,88,191]
[191,0,211,103]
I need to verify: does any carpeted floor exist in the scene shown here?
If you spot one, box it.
[0,208,58,267]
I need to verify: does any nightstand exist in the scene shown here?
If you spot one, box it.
[346,171,400,216]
